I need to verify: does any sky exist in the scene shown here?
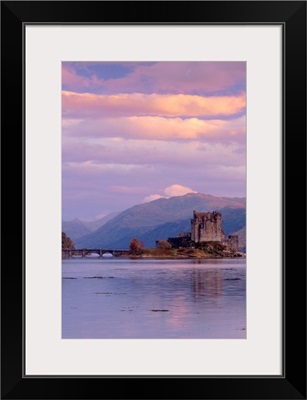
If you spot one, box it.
[62,62,246,221]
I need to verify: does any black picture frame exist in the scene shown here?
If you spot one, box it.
[1,1,306,399]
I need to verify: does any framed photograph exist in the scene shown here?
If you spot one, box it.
[1,1,306,399]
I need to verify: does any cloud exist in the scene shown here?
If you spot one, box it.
[62,62,246,95]
[62,137,246,170]
[62,64,103,91]
[63,115,246,142]
[131,62,246,94]
[143,194,164,203]
[62,65,92,88]
[62,62,246,220]
[107,185,146,195]
[164,184,196,197]
[143,184,196,203]
[62,90,246,119]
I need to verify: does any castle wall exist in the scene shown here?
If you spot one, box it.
[191,210,225,243]
[224,235,239,252]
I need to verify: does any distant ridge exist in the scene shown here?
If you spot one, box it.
[62,211,119,241]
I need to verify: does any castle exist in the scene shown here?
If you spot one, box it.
[191,210,224,242]
[156,210,239,252]
[191,210,239,251]
[191,210,238,251]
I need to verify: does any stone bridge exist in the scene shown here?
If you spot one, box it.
[62,249,130,258]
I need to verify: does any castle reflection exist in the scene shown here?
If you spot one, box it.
[191,268,224,299]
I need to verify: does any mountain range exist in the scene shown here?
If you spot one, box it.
[63,193,246,251]
[62,211,119,241]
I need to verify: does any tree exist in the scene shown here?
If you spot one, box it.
[129,238,142,255]
[62,232,75,250]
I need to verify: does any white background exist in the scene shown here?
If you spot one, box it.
[26,25,282,376]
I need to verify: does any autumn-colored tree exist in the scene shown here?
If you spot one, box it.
[62,232,75,250]
[129,238,142,255]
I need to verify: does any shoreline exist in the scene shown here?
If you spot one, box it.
[120,254,246,260]
[126,246,245,260]
[63,251,246,260]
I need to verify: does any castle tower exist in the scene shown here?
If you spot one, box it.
[191,210,225,243]
[225,235,239,252]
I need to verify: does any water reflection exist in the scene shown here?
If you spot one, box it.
[192,268,224,299]
[62,258,246,338]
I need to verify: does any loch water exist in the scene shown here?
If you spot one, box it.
[62,257,246,339]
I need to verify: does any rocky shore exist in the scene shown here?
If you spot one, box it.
[127,244,245,259]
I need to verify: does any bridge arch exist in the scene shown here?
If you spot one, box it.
[102,252,113,257]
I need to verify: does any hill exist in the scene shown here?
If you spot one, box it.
[75,193,246,250]
[62,212,119,241]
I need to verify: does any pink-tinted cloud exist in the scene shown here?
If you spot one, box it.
[143,184,196,203]
[107,185,146,195]
[143,194,164,203]
[62,62,246,220]
[164,184,196,197]
[62,91,246,119]
[63,115,245,142]
[62,64,102,90]
[62,62,246,95]
[131,62,245,94]
[62,65,91,88]
[62,138,246,169]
